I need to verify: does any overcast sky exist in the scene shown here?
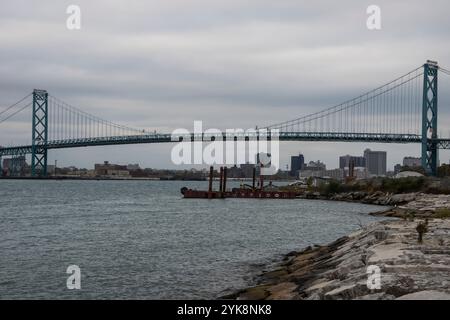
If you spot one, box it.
[1,0,450,170]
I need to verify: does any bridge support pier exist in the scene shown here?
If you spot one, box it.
[31,89,48,177]
[421,61,439,176]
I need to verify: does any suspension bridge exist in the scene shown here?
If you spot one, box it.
[0,60,449,177]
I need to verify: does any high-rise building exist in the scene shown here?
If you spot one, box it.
[364,149,387,176]
[339,155,366,169]
[227,165,242,178]
[290,154,305,177]
[2,156,28,176]
[240,162,256,178]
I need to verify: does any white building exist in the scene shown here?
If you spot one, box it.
[299,168,344,180]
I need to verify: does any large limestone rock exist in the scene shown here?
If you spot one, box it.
[396,290,450,300]
[233,219,450,300]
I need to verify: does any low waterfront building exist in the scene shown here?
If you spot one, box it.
[403,157,422,167]
[299,169,323,178]
[126,163,141,171]
[343,167,368,180]
[304,160,326,171]
[94,161,130,177]
[323,168,345,180]
[299,168,345,180]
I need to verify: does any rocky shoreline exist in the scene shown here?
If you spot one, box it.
[301,191,450,218]
[226,193,450,300]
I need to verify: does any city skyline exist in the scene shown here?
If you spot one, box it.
[44,144,425,171]
[3,147,427,176]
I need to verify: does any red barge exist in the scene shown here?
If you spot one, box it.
[181,166,300,199]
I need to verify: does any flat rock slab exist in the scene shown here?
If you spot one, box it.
[396,290,450,300]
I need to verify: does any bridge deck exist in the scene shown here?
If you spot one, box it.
[0,132,435,157]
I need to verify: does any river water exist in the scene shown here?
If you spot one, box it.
[0,180,387,299]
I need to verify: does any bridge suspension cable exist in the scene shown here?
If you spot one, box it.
[265,65,425,136]
[0,93,31,117]
[0,103,32,125]
[439,66,450,76]
[48,95,149,142]
[0,93,33,125]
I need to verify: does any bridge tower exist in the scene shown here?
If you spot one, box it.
[421,61,439,176]
[31,89,48,177]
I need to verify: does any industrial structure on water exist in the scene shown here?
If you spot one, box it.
[181,166,300,199]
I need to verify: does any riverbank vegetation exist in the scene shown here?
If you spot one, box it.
[316,176,450,196]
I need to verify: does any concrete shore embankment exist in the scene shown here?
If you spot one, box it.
[227,193,450,300]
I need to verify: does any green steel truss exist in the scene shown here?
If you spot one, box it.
[31,89,48,177]
[0,132,423,154]
[421,61,439,175]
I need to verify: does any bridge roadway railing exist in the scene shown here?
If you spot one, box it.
[0,131,426,157]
